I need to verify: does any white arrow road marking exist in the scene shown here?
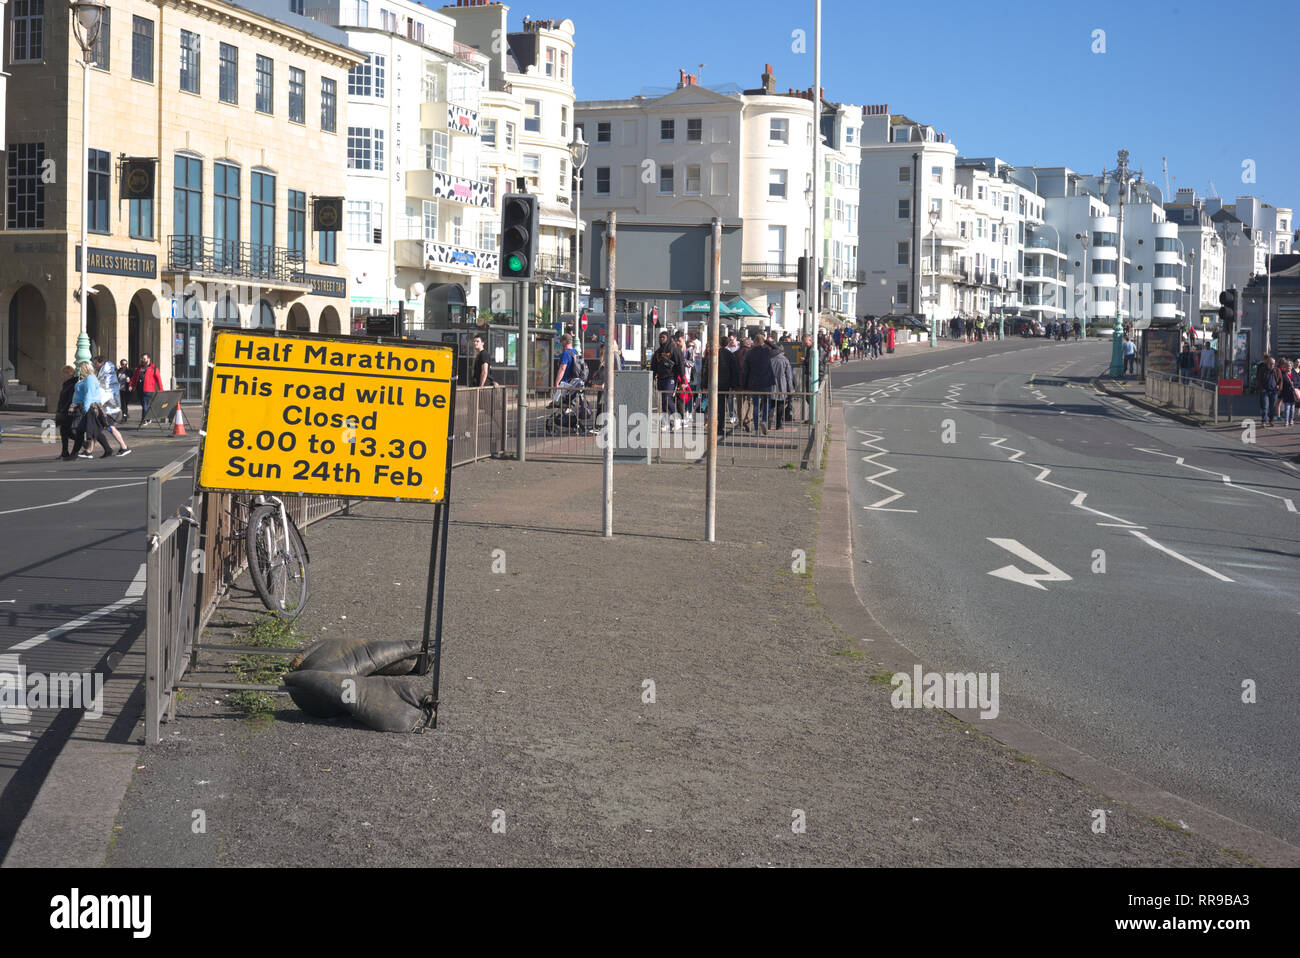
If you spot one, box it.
[986,538,1073,590]
[856,430,918,513]
[1135,447,1297,514]
[0,481,146,516]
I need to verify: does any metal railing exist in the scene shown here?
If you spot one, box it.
[742,262,799,279]
[1144,370,1219,422]
[168,235,306,285]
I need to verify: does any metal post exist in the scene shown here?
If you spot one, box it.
[809,0,821,423]
[76,57,92,364]
[1109,152,1130,378]
[516,281,528,461]
[1265,231,1273,357]
[706,217,721,542]
[574,171,582,353]
[603,212,615,538]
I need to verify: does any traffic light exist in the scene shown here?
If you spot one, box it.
[797,255,810,293]
[1218,289,1238,328]
[499,193,539,280]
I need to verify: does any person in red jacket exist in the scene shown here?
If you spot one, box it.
[136,354,164,424]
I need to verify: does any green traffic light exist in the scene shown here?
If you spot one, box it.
[506,253,525,274]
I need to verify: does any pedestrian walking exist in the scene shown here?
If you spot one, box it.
[1257,355,1280,427]
[94,355,132,456]
[69,361,118,459]
[472,335,494,387]
[54,365,78,460]
[740,330,776,435]
[1278,359,1296,427]
[115,359,132,422]
[652,331,684,430]
[769,337,793,429]
[1122,336,1137,377]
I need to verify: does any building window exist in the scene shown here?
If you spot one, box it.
[930,198,942,215]
[349,127,385,171]
[407,19,424,43]
[130,184,154,240]
[560,105,568,139]
[256,55,274,113]
[930,165,941,183]
[504,122,515,149]
[558,157,567,193]
[348,54,385,98]
[522,153,540,186]
[289,189,306,260]
[659,164,673,194]
[769,118,788,144]
[219,43,238,104]
[321,77,337,132]
[422,200,437,242]
[685,164,701,194]
[768,168,787,199]
[347,200,382,245]
[214,162,240,267]
[173,153,202,239]
[898,198,910,220]
[899,166,911,182]
[544,47,555,77]
[686,117,702,142]
[289,67,306,124]
[422,130,447,172]
[290,0,305,12]
[319,229,337,264]
[660,118,674,142]
[380,9,397,32]
[480,118,497,148]
[251,171,276,271]
[10,0,44,62]
[896,282,908,307]
[132,16,154,81]
[559,50,569,82]
[87,149,110,232]
[480,218,496,252]
[90,8,109,69]
[595,167,610,195]
[5,143,46,229]
[524,99,541,133]
[180,31,200,94]
[596,121,610,143]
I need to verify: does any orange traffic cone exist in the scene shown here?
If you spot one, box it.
[172,402,187,437]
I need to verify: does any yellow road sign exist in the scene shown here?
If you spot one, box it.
[196,330,454,502]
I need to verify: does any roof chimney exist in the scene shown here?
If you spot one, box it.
[761,63,775,95]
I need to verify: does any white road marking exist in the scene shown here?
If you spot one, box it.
[0,476,157,482]
[9,563,147,654]
[983,437,1233,581]
[0,481,146,516]
[986,538,1073,591]
[1135,447,1297,513]
[941,383,965,409]
[856,429,918,513]
[1127,530,1234,582]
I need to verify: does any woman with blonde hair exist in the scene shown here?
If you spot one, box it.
[69,360,118,459]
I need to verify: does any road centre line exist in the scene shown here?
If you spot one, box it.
[1127,530,1234,582]
[1135,447,1298,513]
[0,481,147,516]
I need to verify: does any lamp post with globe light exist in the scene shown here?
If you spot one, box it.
[928,206,940,347]
[71,0,109,365]
[569,129,588,351]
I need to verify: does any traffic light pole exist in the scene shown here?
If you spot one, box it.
[706,216,721,543]
[517,280,528,462]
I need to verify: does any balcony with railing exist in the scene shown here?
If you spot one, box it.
[168,236,306,286]
[742,261,799,279]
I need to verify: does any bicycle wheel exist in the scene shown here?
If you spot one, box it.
[246,505,310,616]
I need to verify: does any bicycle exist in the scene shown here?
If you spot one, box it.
[241,493,310,616]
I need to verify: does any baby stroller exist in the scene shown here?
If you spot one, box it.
[546,381,595,435]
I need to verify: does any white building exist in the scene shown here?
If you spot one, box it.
[820,100,861,322]
[1164,188,1226,324]
[576,65,828,335]
[307,0,494,333]
[855,105,959,323]
[1207,195,1294,294]
[439,2,579,328]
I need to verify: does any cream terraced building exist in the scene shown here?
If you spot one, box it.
[1,0,363,409]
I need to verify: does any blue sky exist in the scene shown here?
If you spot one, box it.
[552,0,1299,213]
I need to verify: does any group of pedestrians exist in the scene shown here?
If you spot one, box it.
[1256,355,1299,428]
[53,354,163,461]
[947,317,995,342]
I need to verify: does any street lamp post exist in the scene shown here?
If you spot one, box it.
[928,206,940,347]
[999,215,1010,339]
[1075,229,1090,337]
[569,130,588,352]
[1106,150,1136,378]
[71,0,108,366]
[1265,229,1274,357]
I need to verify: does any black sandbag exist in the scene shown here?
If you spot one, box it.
[348,675,435,732]
[291,636,423,677]
[283,669,350,718]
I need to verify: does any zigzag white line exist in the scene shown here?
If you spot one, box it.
[941,383,965,410]
[1134,447,1298,514]
[856,429,918,512]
